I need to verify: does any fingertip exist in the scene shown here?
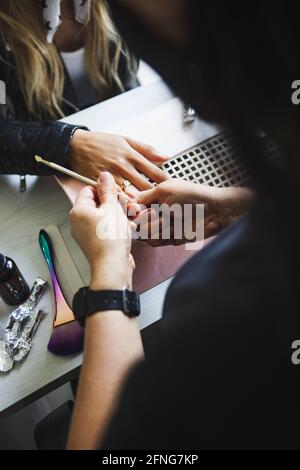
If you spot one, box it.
[77,184,94,199]
[142,180,155,191]
[158,171,169,183]
[74,185,97,208]
[145,145,169,161]
[98,171,115,185]
[97,171,118,204]
[82,184,93,191]
[155,154,169,162]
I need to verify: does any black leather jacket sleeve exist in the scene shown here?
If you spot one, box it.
[0,119,86,175]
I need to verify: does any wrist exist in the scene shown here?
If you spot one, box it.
[212,187,255,212]
[90,277,128,291]
[193,186,254,212]
[66,129,90,167]
[90,261,131,291]
[70,129,90,150]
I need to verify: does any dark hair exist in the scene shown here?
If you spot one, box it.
[187,2,300,201]
[111,1,300,203]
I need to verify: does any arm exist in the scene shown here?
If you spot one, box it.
[0,119,84,175]
[67,172,144,449]
[0,118,170,186]
[134,179,255,244]
[68,306,143,449]
[137,179,255,212]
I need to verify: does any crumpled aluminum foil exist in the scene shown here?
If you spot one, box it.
[0,340,13,373]
[0,277,48,373]
[11,277,47,322]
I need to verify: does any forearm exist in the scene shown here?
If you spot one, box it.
[67,309,144,450]
[0,119,85,175]
[68,172,144,449]
[192,185,255,212]
[216,187,255,212]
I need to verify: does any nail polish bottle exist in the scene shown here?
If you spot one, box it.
[0,254,30,306]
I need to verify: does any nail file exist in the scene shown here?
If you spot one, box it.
[45,224,85,306]
[39,226,85,355]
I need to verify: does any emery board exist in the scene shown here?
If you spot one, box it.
[44,225,85,307]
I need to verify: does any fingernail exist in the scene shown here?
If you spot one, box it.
[98,171,113,185]
[158,154,169,160]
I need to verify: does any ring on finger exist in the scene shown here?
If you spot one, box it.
[121,179,132,191]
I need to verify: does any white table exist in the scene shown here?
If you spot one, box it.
[0,81,174,417]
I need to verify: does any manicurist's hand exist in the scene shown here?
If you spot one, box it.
[68,174,144,450]
[134,179,254,245]
[70,171,134,290]
[67,130,169,190]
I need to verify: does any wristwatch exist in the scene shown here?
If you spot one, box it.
[73,287,141,327]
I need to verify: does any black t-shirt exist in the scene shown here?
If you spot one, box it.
[102,203,300,450]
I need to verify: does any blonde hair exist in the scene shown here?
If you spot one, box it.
[0,0,128,119]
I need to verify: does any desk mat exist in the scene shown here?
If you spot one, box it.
[45,224,198,297]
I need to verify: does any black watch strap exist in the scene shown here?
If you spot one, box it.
[73,287,141,327]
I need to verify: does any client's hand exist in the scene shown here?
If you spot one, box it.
[134,179,254,246]
[69,172,134,290]
[67,130,168,190]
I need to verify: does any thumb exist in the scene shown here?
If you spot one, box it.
[97,171,118,205]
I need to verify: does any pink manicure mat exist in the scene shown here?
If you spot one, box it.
[131,242,197,293]
[56,176,202,293]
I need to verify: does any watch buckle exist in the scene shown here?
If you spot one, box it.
[76,287,89,321]
[122,287,131,315]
